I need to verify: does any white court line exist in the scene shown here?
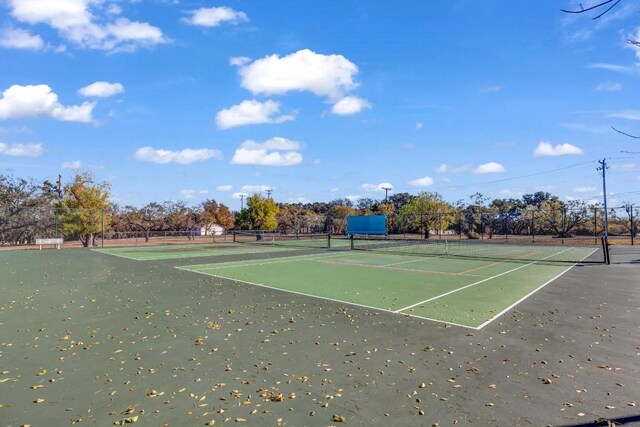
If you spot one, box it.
[176,267,478,329]
[474,247,599,330]
[393,247,573,313]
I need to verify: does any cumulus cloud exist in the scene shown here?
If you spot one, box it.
[232,191,248,199]
[435,163,469,174]
[0,84,95,122]
[595,81,621,92]
[78,81,124,97]
[180,189,196,199]
[533,141,584,156]
[408,176,434,187]
[215,99,294,129]
[573,186,596,193]
[62,160,81,169]
[235,49,359,100]
[6,0,167,52]
[362,182,393,192]
[133,146,222,164]
[473,162,505,174]
[0,142,43,156]
[231,137,303,166]
[480,85,503,93]
[0,27,44,50]
[241,184,272,193]
[182,7,248,27]
[331,96,371,115]
[217,184,233,191]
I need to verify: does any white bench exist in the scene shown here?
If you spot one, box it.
[35,238,63,250]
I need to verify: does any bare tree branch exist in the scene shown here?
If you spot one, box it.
[629,39,640,47]
[561,0,621,19]
[612,126,640,139]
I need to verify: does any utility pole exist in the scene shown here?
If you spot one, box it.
[597,159,609,238]
[266,189,273,199]
[382,186,392,204]
[240,194,245,211]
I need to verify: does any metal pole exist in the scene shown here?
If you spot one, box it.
[101,209,104,247]
[597,159,609,238]
[531,209,535,242]
[630,205,635,246]
[561,208,566,243]
[593,206,598,245]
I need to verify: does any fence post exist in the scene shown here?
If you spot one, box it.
[101,209,104,247]
[531,210,535,242]
[631,207,635,246]
[593,207,598,245]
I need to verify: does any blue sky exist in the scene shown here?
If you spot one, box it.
[1,0,639,210]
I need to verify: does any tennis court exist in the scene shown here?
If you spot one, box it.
[177,239,599,328]
[93,233,351,261]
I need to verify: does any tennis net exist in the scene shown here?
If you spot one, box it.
[351,235,608,264]
[233,231,331,249]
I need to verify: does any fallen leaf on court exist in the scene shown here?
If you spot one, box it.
[33,398,44,403]
[30,385,44,389]
[332,414,346,422]
[234,418,247,423]
[36,370,47,376]
[113,416,138,425]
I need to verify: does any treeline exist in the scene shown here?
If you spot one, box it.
[1,170,637,246]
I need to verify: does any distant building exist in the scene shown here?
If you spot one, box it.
[201,224,225,236]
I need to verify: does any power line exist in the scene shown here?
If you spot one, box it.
[444,160,596,189]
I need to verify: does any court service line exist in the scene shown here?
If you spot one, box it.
[393,247,573,313]
[176,267,479,329]
[474,247,599,330]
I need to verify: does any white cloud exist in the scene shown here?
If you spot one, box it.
[345,195,361,202]
[626,27,640,59]
[235,49,359,100]
[480,85,503,93]
[0,84,94,122]
[313,159,321,165]
[182,7,248,27]
[435,163,469,174]
[133,146,222,164]
[217,185,233,191]
[231,137,303,166]
[0,27,44,50]
[241,185,272,193]
[608,110,640,121]
[61,160,81,169]
[180,189,196,199]
[0,142,43,156]
[612,163,640,172]
[331,96,371,115]
[573,186,596,193]
[415,122,423,130]
[7,0,168,52]
[232,192,247,199]
[533,141,584,156]
[362,182,393,192]
[408,176,434,187]
[473,162,506,174]
[78,81,124,97]
[595,81,622,92]
[215,99,295,129]
[229,56,250,66]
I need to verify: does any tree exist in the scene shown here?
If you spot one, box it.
[538,199,589,237]
[201,199,235,232]
[399,192,453,238]
[0,171,58,245]
[118,203,165,242]
[59,171,111,247]
[328,204,354,234]
[245,194,278,231]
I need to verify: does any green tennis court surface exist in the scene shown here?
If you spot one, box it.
[178,249,585,328]
[92,238,352,261]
